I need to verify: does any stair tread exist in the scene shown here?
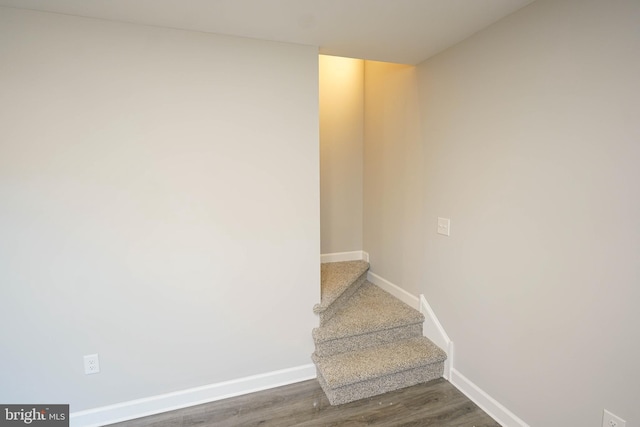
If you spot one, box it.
[313,336,446,389]
[313,282,424,342]
[314,260,369,313]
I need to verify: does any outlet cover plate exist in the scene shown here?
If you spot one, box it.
[84,354,100,375]
[603,409,626,427]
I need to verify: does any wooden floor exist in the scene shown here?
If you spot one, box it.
[108,378,500,427]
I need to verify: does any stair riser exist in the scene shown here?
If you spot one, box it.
[317,362,445,405]
[314,323,423,357]
[317,272,367,324]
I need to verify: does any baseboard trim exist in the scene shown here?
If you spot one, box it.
[367,271,419,309]
[366,274,454,379]
[444,341,454,381]
[419,294,453,380]
[326,268,525,426]
[450,369,530,427]
[321,251,369,263]
[70,364,317,427]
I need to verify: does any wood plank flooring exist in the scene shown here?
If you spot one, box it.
[108,378,500,427]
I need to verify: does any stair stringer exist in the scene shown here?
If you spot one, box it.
[367,269,454,379]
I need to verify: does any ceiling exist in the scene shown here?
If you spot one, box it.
[0,0,535,64]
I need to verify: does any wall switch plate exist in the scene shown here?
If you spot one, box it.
[437,217,451,236]
[84,354,100,375]
[603,409,626,427]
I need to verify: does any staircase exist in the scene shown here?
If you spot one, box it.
[312,260,447,405]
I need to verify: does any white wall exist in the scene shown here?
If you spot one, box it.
[363,61,425,291]
[319,55,364,254]
[0,7,319,412]
[364,0,640,425]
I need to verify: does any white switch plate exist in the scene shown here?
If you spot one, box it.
[437,217,451,236]
[603,409,626,427]
[84,354,100,375]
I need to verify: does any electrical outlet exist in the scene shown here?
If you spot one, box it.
[603,409,626,427]
[84,354,100,375]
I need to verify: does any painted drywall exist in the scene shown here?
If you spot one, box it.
[363,61,425,293]
[364,0,640,425]
[319,55,364,254]
[0,7,319,411]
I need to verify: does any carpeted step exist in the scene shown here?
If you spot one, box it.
[310,260,448,405]
[313,260,369,324]
[312,336,446,405]
[313,282,425,356]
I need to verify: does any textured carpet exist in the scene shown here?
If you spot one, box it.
[313,260,369,324]
[312,261,447,405]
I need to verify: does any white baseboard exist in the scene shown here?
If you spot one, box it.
[366,274,455,378]
[419,294,453,380]
[321,251,369,263]
[444,341,454,381]
[367,271,419,309]
[70,364,316,427]
[366,272,525,426]
[450,369,530,427]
